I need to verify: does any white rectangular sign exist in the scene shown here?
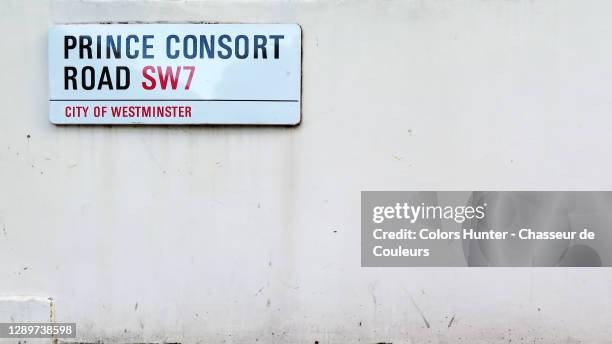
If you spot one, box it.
[48,24,301,125]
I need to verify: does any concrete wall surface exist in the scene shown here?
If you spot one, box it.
[1,0,612,343]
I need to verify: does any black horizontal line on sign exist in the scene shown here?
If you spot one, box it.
[49,99,299,102]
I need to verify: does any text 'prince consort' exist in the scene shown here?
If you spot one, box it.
[62,33,286,91]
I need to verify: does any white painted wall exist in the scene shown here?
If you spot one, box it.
[1,0,612,343]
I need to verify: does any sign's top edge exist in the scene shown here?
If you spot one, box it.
[50,22,302,27]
